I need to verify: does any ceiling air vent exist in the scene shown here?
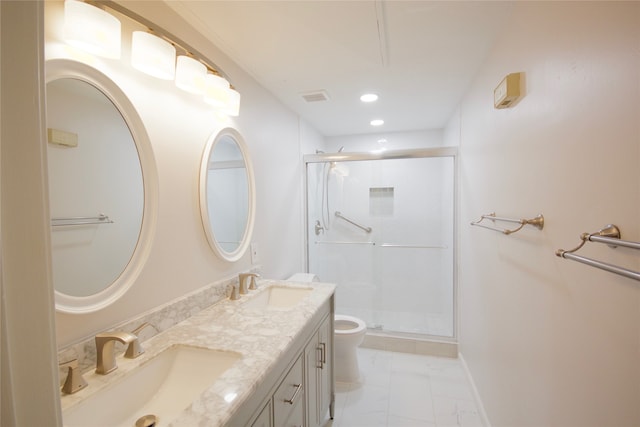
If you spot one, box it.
[301,90,330,103]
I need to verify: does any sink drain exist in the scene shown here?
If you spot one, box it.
[135,414,158,427]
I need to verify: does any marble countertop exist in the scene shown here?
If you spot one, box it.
[60,279,335,427]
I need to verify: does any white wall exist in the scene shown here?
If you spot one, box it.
[1,2,62,425]
[450,2,640,426]
[46,1,323,347]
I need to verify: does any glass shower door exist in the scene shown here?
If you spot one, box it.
[306,154,455,338]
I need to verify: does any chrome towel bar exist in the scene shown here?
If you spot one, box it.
[556,224,640,281]
[470,212,544,235]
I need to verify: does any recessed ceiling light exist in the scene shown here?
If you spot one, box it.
[360,93,378,103]
[370,119,384,126]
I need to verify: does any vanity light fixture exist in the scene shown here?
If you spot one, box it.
[62,0,241,116]
[204,73,230,108]
[130,31,176,80]
[360,93,379,103]
[224,87,241,117]
[370,119,384,126]
[63,0,121,59]
[175,55,207,95]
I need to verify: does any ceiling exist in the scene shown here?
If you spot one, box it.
[166,1,513,137]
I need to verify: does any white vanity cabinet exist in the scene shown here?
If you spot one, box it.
[231,296,335,427]
[251,402,272,427]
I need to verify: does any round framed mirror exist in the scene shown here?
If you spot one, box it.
[46,59,157,314]
[199,127,255,262]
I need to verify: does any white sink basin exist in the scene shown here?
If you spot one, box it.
[63,345,241,427]
[243,286,312,309]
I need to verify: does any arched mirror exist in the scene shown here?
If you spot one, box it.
[46,59,157,314]
[199,127,255,262]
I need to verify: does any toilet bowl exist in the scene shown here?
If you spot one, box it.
[286,273,367,383]
[334,314,366,382]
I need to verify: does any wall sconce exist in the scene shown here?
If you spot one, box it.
[175,55,207,94]
[131,31,176,80]
[64,0,121,59]
[62,0,240,116]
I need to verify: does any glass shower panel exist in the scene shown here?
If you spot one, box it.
[307,155,455,338]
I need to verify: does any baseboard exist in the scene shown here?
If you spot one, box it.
[458,352,492,427]
[361,332,458,358]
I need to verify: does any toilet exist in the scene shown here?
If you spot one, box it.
[286,273,367,383]
[333,314,366,382]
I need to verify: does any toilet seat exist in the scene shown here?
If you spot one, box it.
[335,314,366,335]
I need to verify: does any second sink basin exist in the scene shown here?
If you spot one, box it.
[243,286,312,310]
[63,345,241,427]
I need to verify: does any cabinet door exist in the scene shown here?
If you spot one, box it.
[305,333,320,427]
[317,315,333,422]
[251,401,272,427]
[306,315,333,427]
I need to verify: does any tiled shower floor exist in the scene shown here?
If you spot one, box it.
[324,348,484,427]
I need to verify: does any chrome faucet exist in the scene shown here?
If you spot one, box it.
[239,273,260,294]
[95,331,143,375]
[59,358,88,394]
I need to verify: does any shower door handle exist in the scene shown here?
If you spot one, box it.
[314,220,324,235]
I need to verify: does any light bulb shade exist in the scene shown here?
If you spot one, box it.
[224,87,241,117]
[175,56,207,94]
[131,31,176,80]
[64,0,121,59]
[203,73,230,108]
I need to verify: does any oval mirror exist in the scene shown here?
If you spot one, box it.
[199,128,255,262]
[46,59,157,314]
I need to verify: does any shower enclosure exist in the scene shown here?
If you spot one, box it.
[305,148,456,339]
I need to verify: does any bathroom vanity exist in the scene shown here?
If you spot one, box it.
[60,280,335,427]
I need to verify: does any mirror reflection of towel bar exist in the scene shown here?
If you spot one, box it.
[51,214,114,227]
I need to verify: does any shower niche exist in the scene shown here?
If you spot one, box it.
[306,148,456,339]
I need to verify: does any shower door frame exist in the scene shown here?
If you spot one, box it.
[303,147,459,341]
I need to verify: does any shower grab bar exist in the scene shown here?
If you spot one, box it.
[334,211,372,233]
[470,212,544,235]
[51,214,114,227]
[379,244,448,249]
[556,224,640,281]
[315,241,375,245]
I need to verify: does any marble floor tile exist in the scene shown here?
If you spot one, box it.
[326,347,483,427]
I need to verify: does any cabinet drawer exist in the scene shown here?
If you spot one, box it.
[273,354,304,426]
